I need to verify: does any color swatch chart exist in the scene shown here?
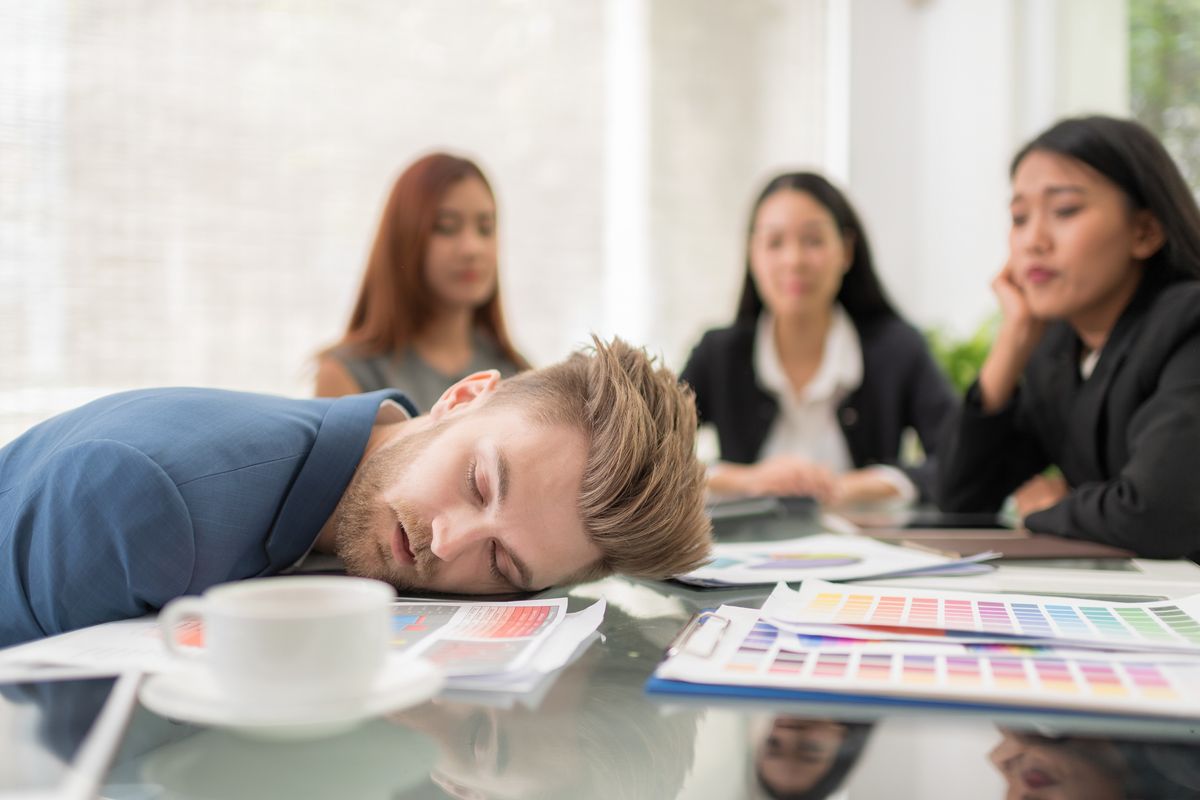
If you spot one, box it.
[656,606,1200,718]
[391,604,462,649]
[390,598,568,676]
[421,638,527,674]
[771,580,1200,653]
[449,603,557,639]
[733,635,1199,715]
[392,601,559,643]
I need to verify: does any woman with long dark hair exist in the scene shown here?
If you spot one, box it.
[938,115,1200,557]
[315,153,528,410]
[681,172,956,505]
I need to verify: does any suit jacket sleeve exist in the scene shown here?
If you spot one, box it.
[899,335,959,501]
[1025,327,1200,557]
[936,381,1051,513]
[6,441,195,643]
[680,335,713,424]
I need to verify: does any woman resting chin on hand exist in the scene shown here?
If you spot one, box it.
[937,115,1200,559]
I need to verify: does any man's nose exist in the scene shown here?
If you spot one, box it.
[429,516,489,562]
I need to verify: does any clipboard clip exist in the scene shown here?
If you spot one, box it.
[666,611,730,658]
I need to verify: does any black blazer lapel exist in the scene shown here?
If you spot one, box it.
[1062,277,1158,479]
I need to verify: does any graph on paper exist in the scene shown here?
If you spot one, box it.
[764,580,1200,653]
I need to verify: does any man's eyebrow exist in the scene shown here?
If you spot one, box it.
[496,448,510,507]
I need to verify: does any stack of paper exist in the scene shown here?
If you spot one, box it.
[387,597,604,692]
[649,581,1200,719]
[675,533,997,587]
[0,598,604,695]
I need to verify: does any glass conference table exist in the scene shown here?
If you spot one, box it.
[17,506,1200,799]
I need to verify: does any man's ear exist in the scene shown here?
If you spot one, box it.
[1131,210,1166,261]
[427,370,501,421]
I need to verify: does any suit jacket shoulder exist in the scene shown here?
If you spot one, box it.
[1012,277,1200,557]
[680,322,774,464]
[0,387,408,646]
[0,439,194,645]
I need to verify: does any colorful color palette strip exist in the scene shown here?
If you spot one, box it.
[797,589,1200,648]
[722,636,1184,702]
[453,604,555,639]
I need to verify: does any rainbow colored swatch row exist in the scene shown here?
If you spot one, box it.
[652,599,1200,718]
[722,621,1184,704]
[788,582,1200,651]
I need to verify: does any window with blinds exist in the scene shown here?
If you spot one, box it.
[0,0,827,444]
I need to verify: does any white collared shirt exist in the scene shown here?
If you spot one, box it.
[754,307,916,502]
[755,306,861,471]
[1080,347,1101,380]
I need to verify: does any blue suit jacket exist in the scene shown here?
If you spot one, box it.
[0,388,415,647]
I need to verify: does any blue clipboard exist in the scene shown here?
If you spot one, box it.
[642,675,1185,722]
[645,608,1195,723]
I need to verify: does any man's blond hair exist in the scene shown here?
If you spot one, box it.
[490,336,712,582]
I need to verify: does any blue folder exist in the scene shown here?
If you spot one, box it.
[643,674,1185,722]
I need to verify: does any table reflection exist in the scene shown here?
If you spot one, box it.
[733,713,1200,800]
[748,716,872,800]
[391,644,700,800]
[989,728,1200,800]
[96,567,1200,799]
[0,676,114,763]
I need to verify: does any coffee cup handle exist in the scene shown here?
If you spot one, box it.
[159,597,206,661]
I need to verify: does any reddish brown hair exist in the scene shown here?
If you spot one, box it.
[330,153,528,367]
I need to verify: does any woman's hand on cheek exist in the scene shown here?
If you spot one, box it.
[978,261,1049,413]
[991,261,1047,345]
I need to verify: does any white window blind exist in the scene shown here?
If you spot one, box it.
[0,0,827,445]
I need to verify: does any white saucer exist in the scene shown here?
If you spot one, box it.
[139,654,443,740]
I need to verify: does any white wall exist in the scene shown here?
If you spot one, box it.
[0,0,1134,442]
[0,0,835,443]
[845,0,1130,338]
[646,0,830,369]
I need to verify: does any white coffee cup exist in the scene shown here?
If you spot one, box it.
[159,576,396,707]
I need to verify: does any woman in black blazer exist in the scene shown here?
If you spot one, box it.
[681,172,956,505]
[937,116,1200,559]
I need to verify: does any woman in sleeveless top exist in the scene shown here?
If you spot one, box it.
[315,153,528,411]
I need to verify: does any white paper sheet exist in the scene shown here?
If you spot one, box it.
[654,602,1200,719]
[763,580,1200,654]
[0,599,607,694]
[676,534,994,586]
